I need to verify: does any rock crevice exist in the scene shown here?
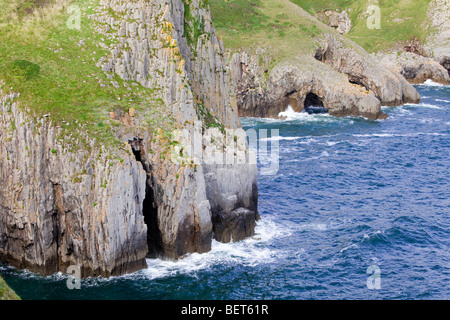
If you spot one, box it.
[0,0,258,277]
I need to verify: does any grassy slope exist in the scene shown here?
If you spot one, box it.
[291,0,433,53]
[0,0,166,151]
[210,0,330,60]
[0,276,20,300]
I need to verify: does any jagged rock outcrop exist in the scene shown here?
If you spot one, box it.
[0,92,148,277]
[425,0,450,76]
[316,10,351,35]
[0,0,258,278]
[93,0,258,256]
[230,33,422,120]
[231,51,384,119]
[201,127,259,243]
[315,35,421,106]
[377,52,450,85]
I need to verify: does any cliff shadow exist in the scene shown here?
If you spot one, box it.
[129,138,163,259]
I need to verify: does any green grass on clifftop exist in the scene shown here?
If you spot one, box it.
[0,276,20,300]
[210,0,328,59]
[0,0,163,151]
[291,0,433,52]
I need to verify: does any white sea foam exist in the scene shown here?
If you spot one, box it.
[297,223,328,231]
[260,136,302,142]
[242,106,361,125]
[141,218,292,280]
[353,133,397,138]
[411,103,443,109]
[0,268,68,282]
[422,79,445,87]
[298,137,319,145]
[340,244,358,253]
[278,106,308,120]
[435,99,450,104]
[277,106,337,122]
[361,230,383,242]
[0,219,291,285]
[353,132,445,138]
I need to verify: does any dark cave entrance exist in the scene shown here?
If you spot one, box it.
[303,92,328,114]
[314,47,327,63]
[142,181,163,258]
[129,139,163,258]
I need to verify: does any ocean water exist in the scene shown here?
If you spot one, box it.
[1,83,449,300]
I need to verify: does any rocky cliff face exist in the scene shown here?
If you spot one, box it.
[230,33,421,120]
[231,50,384,119]
[0,0,258,277]
[316,10,351,35]
[314,35,421,106]
[425,0,450,76]
[0,91,148,277]
[377,51,450,85]
[376,0,450,86]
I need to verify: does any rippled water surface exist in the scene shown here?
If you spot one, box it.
[1,83,449,299]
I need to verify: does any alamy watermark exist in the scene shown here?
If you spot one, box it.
[366,5,381,30]
[366,265,382,290]
[66,265,81,290]
[67,5,81,30]
[169,121,280,176]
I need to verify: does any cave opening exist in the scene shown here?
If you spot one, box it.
[129,139,163,258]
[142,180,163,258]
[303,92,328,114]
[314,47,326,62]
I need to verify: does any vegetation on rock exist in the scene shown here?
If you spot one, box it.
[291,0,433,53]
[0,276,20,300]
[0,0,168,151]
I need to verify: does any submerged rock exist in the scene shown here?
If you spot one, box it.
[212,208,258,243]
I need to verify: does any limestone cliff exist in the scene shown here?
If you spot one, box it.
[231,50,384,119]
[291,0,450,84]
[377,52,450,85]
[373,0,450,86]
[212,0,420,120]
[229,35,420,120]
[1,91,148,277]
[0,0,258,277]
[425,0,450,76]
[314,35,421,107]
[316,10,351,35]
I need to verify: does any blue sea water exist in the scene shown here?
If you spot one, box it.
[1,83,449,300]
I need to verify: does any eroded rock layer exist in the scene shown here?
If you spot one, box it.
[0,0,258,277]
[229,30,422,120]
